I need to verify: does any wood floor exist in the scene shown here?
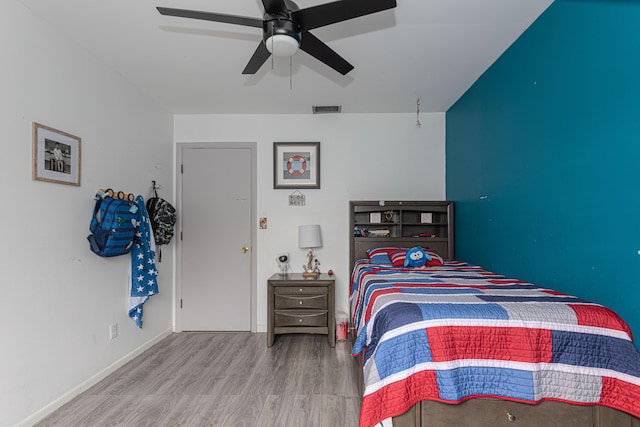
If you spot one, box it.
[35,333,361,427]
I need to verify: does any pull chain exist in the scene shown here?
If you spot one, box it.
[416,98,421,127]
[270,27,274,70]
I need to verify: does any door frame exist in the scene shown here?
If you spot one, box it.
[175,142,257,332]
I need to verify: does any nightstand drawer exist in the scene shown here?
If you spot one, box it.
[275,294,327,310]
[274,286,327,296]
[275,310,328,327]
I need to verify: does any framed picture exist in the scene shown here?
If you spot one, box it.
[273,142,320,189]
[32,122,81,186]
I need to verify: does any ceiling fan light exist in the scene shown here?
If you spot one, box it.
[265,34,299,57]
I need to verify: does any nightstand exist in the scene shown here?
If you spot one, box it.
[267,273,335,347]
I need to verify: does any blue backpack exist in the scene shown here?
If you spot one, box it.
[87,196,139,257]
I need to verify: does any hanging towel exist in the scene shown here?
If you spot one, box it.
[128,195,158,328]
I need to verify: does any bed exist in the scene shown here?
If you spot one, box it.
[348,200,640,427]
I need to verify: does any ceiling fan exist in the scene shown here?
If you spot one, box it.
[157,0,397,75]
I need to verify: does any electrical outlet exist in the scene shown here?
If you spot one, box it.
[109,323,118,340]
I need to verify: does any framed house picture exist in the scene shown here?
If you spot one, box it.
[273,142,320,189]
[32,122,81,186]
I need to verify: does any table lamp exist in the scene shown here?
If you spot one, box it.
[298,224,322,278]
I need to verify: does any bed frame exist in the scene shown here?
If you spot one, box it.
[348,200,640,427]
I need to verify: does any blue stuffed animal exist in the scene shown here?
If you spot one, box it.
[404,246,432,269]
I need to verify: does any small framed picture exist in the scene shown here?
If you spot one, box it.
[421,212,433,223]
[370,212,382,223]
[273,142,320,189]
[32,122,81,186]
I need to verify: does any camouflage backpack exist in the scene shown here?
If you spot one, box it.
[146,189,176,250]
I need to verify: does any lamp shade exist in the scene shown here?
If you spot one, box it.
[298,225,322,249]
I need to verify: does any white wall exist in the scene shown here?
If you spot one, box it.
[0,1,174,426]
[174,113,446,331]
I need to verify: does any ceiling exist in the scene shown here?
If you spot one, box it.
[17,0,553,114]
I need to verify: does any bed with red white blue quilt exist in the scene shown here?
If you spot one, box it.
[349,251,640,427]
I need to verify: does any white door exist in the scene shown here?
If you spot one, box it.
[179,145,254,331]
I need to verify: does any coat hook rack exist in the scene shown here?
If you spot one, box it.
[97,188,135,201]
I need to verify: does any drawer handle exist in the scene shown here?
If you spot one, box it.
[279,295,323,301]
[298,318,303,323]
[299,288,303,292]
[299,301,303,305]
[278,312,325,318]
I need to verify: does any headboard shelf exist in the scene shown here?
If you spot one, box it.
[349,200,455,266]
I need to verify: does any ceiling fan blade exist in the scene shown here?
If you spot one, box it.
[293,0,396,31]
[262,0,289,16]
[300,32,353,75]
[242,41,272,74]
[157,7,263,29]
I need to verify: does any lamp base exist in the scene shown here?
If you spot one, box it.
[302,271,319,279]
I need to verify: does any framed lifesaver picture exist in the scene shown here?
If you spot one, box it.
[273,142,320,189]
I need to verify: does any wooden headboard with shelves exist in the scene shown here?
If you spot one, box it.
[349,200,455,267]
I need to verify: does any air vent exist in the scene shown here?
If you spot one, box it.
[312,105,342,114]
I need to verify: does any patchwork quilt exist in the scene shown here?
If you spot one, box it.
[350,260,640,427]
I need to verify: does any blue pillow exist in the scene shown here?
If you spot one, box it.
[368,252,392,265]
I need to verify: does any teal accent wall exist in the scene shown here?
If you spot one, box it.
[446,0,640,346]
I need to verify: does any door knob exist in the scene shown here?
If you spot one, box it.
[241,246,249,253]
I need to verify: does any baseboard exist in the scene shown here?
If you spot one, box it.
[16,328,173,427]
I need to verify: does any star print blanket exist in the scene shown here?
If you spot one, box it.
[129,195,158,327]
